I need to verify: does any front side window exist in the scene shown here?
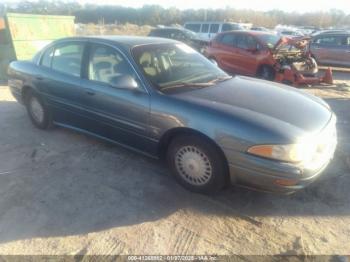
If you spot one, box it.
[89,44,136,86]
[51,43,84,77]
[256,34,280,49]
[132,43,229,93]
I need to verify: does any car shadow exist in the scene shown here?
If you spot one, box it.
[0,98,349,244]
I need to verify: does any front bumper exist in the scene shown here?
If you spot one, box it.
[227,152,330,194]
[224,114,337,194]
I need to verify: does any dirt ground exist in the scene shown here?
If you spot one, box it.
[0,72,349,256]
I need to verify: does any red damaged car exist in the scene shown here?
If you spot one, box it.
[204,30,319,83]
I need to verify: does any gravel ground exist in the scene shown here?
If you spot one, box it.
[0,73,349,255]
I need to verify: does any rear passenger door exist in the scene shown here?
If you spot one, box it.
[80,43,151,152]
[37,41,89,126]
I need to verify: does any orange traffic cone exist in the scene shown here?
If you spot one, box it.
[323,67,333,85]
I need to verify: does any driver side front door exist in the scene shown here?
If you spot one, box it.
[80,43,153,154]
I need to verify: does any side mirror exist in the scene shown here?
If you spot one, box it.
[110,75,139,90]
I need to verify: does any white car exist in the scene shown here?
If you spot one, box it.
[184,22,243,41]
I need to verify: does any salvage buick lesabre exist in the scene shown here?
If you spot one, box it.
[7,36,337,194]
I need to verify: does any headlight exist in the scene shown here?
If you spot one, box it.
[247,118,337,169]
[247,143,317,163]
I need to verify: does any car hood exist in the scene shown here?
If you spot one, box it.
[170,76,332,136]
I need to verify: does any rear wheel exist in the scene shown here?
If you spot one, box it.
[25,90,51,129]
[257,65,275,81]
[167,135,227,194]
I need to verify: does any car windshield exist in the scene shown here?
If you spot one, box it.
[256,34,280,49]
[132,43,230,92]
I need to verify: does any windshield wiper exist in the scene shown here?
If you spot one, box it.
[160,75,232,91]
[208,75,233,84]
[160,82,215,91]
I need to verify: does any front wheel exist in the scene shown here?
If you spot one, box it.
[25,91,51,129]
[167,135,227,194]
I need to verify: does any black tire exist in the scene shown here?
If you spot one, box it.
[167,135,227,194]
[25,90,51,129]
[257,65,275,81]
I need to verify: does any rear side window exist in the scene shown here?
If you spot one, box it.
[185,24,201,33]
[201,24,209,33]
[51,43,84,77]
[41,47,54,68]
[209,24,220,33]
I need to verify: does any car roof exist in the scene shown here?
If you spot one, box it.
[54,36,179,48]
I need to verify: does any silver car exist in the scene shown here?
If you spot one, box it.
[310,33,350,67]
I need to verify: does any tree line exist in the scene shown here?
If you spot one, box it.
[1,0,350,28]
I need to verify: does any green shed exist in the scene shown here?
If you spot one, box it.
[0,13,75,80]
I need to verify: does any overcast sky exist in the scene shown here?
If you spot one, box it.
[74,0,350,13]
